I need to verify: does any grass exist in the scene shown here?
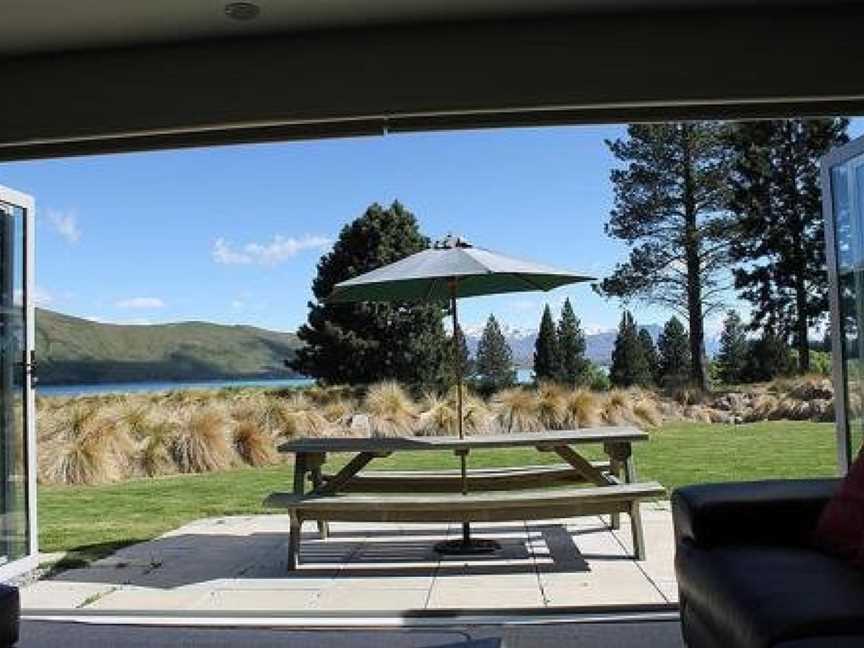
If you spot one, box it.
[38,420,840,564]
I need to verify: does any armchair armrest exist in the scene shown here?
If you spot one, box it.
[672,479,839,549]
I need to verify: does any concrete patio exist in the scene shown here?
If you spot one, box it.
[21,501,676,613]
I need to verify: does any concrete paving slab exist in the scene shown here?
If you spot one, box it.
[21,507,678,613]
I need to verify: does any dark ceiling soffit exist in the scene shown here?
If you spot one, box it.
[3,6,864,162]
[3,99,864,163]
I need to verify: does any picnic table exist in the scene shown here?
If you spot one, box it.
[268,427,662,569]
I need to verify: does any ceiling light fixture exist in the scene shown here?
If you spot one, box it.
[224,2,260,21]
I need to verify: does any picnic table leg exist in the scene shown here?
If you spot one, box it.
[287,453,308,570]
[309,465,330,540]
[622,448,647,560]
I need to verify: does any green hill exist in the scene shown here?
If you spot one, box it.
[35,308,302,385]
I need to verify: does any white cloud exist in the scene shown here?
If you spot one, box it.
[46,209,81,244]
[114,297,165,309]
[213,234,331,266]
[231,299,246,311]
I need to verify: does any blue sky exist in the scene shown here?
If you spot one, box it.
[1,121,861,335]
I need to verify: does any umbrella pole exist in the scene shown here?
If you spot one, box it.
[452,293,470,546]
[434,286,500,555]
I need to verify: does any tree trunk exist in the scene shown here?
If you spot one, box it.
[795,280,810,373]
[784,121,810,374]
[681,124,710,391]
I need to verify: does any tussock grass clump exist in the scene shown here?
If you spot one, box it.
[565,389,600,427]
[417,393,458,436]
[233,421,279,466]
[276,395,330,439]
[632,400,662,427]
[535,382,568,430]
[492,387,542,433]
[171,409,235,473]
[364,382,418,437]
[138,421,176,477]
[601,389,635,425]
[40,407,136,485]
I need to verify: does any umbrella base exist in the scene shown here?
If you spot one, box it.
[434,538,501,555]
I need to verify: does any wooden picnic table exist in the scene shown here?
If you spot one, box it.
[272,427,658,566]
[278,427,649,501]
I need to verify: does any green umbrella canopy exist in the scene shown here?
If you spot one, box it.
[327,235,595,303]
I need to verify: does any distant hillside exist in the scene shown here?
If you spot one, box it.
[35,309,302,385]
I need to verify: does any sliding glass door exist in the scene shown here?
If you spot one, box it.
[0,186,36,577]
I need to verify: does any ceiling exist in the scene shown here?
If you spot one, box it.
[1,0,848,57]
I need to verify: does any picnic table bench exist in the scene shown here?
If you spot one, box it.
[265,428,664,569]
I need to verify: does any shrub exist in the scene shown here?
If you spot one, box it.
[565,389,600,427]
[535,382,568,429]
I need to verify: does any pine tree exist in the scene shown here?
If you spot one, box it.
[597,122,731,390]
[610,311,652,387]
[741,326,795,382]
[716,310,749,384]
[442,324,473,385]
[557,298,589,386]
[638,328,659,385]
[475,315,516,393]
[657,316,691,387]
[291,201,447,388]
[727,118,849,373]
[533,304,560,382]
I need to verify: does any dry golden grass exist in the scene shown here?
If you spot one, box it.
[364,382,418,437]
[566,389,601,427]
[233,421,279,467]
[492,387,542,433]
[137,421,176,477]
[40,407,136,485]
[535,382,569,430]
[170,408,235,473]
[417,393,458,436]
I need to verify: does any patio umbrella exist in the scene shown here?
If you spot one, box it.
[328,234,594,553]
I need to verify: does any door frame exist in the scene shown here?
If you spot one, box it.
[0,185,38,579]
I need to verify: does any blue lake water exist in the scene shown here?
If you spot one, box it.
[36,377,314,397]
[36,368,533,397]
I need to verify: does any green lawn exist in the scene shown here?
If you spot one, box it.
[39,421,840,564]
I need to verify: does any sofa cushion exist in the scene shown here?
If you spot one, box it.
[677,543,864,647]
[813,452,864,561]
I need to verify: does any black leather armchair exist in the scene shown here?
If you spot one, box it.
[673,479,864,648]
[0,584,18,647]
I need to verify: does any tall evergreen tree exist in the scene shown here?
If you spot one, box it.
[442,323,473,386]
[557,298,589,385]
[610,311,652,387]
[638,328,659,385]
[727,118,849,373]
[716,310,749,384]
[475,315,516,393]
[741,326,795,382]
[597,122,731,390]
[291,201,447,388]
[657,316,691,387]
[533,304,560,382]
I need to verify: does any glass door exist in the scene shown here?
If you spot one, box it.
[0,186,36,577]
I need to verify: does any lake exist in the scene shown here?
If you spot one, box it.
[36,368,534,397]
[36,377,314,397]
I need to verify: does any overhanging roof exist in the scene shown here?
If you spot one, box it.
[2,2,864,160]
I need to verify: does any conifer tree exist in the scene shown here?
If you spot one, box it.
[292,201,447,388]
[657,316,692,387]
[598,122,731,390]
[475,315,516,393]
[716,310,749,384]
[557,298,589,386]
[638,328,659,385]
[442,324,473,385]
[610,311,652,387]
[533,304,560,382]
[727,118,849,372]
